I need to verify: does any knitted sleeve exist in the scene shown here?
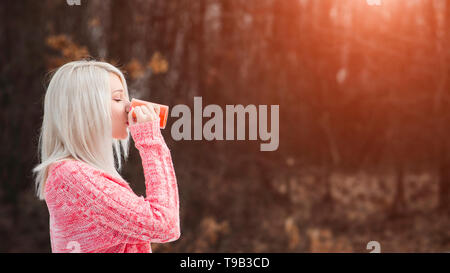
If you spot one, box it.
[47,119,180,248]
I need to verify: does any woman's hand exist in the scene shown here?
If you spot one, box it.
[128,103,160,126]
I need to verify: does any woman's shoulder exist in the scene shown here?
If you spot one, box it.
[46,158,130,192]
[45,159,86,197]
[46,159,103,189]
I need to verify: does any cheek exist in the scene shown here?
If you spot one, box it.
[111,104,122,118]
[111,105,124,127]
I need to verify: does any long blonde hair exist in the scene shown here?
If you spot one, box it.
[33,60,131,200]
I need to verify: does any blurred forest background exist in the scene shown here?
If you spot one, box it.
[1,0,450,252]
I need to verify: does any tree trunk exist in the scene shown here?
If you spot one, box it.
[391,163,406,215]
[438,145,450,212]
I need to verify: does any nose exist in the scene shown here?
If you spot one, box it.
[125,101,131,113]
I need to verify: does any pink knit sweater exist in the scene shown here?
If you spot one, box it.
[44,120,180,253]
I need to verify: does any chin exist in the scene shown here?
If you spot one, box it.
[114,136,127,140]
[113,131,129,140]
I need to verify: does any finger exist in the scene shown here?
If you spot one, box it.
[135,107,146,123]
[153,104,160,116]
[141,104,151,115]
[141,105,155,120]
[144,104,158,120]
[150,105,159,120]
[148,105,158,120]
[128,108,135,125]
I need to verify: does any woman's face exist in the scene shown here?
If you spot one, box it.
[110,73,131,139]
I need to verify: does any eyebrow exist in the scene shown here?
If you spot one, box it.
[112,89,124,93]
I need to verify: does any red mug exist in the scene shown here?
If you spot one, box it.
[130,98,169,129]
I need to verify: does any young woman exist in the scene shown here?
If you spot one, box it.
[32,60,180,253]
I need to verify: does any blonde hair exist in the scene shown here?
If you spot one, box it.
[33,60,131,200]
